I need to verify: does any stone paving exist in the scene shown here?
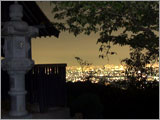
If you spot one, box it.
[32,107,71,119]
[2,107,71,119]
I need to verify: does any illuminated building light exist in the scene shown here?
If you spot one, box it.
[105,82,110,86]
[153,76,159,81]
[66,64,159,83]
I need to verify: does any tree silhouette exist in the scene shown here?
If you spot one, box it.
[74,57,92,75]
[121,48,147,80]
[50,1,159,65]
[121,47,159,81]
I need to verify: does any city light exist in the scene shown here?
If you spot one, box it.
[66,64,159,84]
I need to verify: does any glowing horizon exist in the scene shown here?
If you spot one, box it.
[31,2,130,66]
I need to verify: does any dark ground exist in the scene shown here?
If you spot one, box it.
[66,80,159,119]
[1,80,159,119]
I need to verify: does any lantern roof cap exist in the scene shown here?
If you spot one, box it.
[2,1,60,38]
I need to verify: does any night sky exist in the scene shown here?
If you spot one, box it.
[31,2,130,66]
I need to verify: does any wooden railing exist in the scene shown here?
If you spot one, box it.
[2,63,67,112]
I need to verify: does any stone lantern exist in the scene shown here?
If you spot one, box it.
[1,2,38,118]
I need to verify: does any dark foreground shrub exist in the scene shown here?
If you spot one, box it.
[70,92,103,119]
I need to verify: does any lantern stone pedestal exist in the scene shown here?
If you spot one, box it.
[2,59,34,119]
[1,2,38,119]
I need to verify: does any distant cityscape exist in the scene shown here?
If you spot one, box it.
[66,64,159,84]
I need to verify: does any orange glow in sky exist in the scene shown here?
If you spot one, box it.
[31,2,130,66]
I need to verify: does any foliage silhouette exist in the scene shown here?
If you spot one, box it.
[70,92,103,118]
[66,80,159,119]
[50,1,159,64]
[74,57,92,74]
